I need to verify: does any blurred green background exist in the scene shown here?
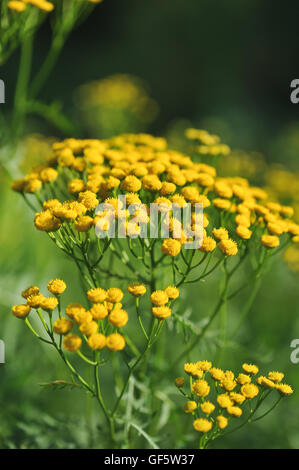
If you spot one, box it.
[1,0,299,449]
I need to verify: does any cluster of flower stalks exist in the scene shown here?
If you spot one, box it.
[10,130,297,448]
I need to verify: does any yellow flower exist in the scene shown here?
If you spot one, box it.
[212,227,229,241]
[106,287,124,303]
[34,210,61,231]
[268,371,284,383]
[40,296,59,311]
[108,309,129,328]
[106,333,126,351]
[217,393,233,409]
[230,392,246,405]
[193,418,212,433]
[79,321,98,336]
[88,333,106,350]
[160,181,176,195]
[142,174,162,191]
[150,290,169,306]
[220,378,237,392]
[75,216,94,232]
[73,310,93,325]
[47,279,66,295]
[196,360,212,372]
[78,190,99,210]
[209,367,225,381]
[162,238,181,257]
[22,285,39,299]
[213,198,231,211]
[66,302,85,319]
[236,225,252,240]
[68,179,85,194]
[174,377,185,388]
[63,334,82,352]
[276,384,294,396]
[40,168,58,183]
[219,238,238,256]
[184,401,197,413]
[87,288,107,303]
[242,363,259,375]
[236,373,251,385]
[26,293,45,308]
[227,406,242,417]
[164,286,179,300]
[152,306,172,319]
[261,234,280,248]
[127,282,146,297]
[53,318,73,334]
[121,175,142,192]
[216,415,228,430]
[200,401,215,414]
[256,376,276,389]
[192,379,210,398]
[24,179,42,193]
[199,236,216,253]
[12,304,31,319]
[8,1,27,12]
[241,383,259,399]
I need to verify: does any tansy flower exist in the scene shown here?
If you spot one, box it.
[216,416,228,430]
[184,401,197,413]
[34,211,61,231]
[261,234,280,248]
[8,1,27,12]
[219,239,238,256]
[242,363,259,375]
[78,191,99,210]
[268,371,284,383]
[108,309,129,328]
[40,297,59,311]
[276,384,294,396]
[193,418,212,433]
[164,286,179,300]
[66,302,85,319]
[230,392,246,405]
[236,373,251,385]
[200,401,215,414]
[127,282,146,297]
[209,368,225,381]
[12,304,31,319]
[106,333,126,351]
[120,175,142,192]
[106,288,124,303]
[199,236,216,253]
[150,290,169,306]
[63,334,82,352]
[220,378,237,392]
[241,383,259,399]
[47,279,66,295]
[26,293,45,308]
[217,394,233,409]
[174,377,185,388]
[212,227,229,241]
[75,216,94,232]
[22,285,39,299]
[236,225,252,240]
[142,174,162,191]
[80,321,98,336]
[162,238,181,257]
[227,406,242,417]
[87,288,107,303]
[184,363,203,378]
[73,310,93,325]
[152,306,172,319]
[53,318,73,334]
[88,333,106,350]
[256,376,276,389]
[196,360,212,372]
[192,379,210,398]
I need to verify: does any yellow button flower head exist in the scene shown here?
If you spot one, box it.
[241,383,259,399]
[209,367,225,381]
[242,363,259,375]
[48,279,66,295]
[66,302,85,319]
[53,318,73,334]
[261,234,280,248]
[87,288,107,303]
[213,198,231,211]
[40,168,58,183]
[73,310,92,325]
[152,306,172,319]
[22,285,39,299]
[164,286,179,300]
[236,373,251,385]
[227,406,242,417]
[219,238,238,256]
[193,418,212,433]
[12,304,31,319]
[63,334,82,352]
[199,236,216,253]
[184,401,197,413]
[40,297,59,311]
[75,216,94,232]
[106,333,126,351]
[150,290,169,306]
[220,378,237,392]
[78,190,99,210]
[127,282,146,297]
[68,179,85,194]
[256,376,276,389]
[88,333,106,350]
[80,321,98,337]
[236,225,252,240]
[34,211,61,232]
[109,309,129,328]
[184,363,203,378]
[212,227,229,241]
[196,360,212,372]
[8,1,27,12]
[24,179,42,193]
[26,293,45,308]
[162,238,181,257]
[276,384,294,396]
[192,379,210,398]
[174,377,185,388]
[217,393,233,409]
[268,371,284,383]
[216,416,228,430]
[142,174,162,191]
[230,392,246,405]
[121,175,142,192]
[106,288,124,303]
[160,181,176,195]
[200,401,215,415]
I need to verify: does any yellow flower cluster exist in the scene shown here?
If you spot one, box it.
[12,280,128,354]
[11,132,299,259]
[150,286,179,319]
[175,360,294,437]
[185,128,230,157]
[8,0,54,12]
